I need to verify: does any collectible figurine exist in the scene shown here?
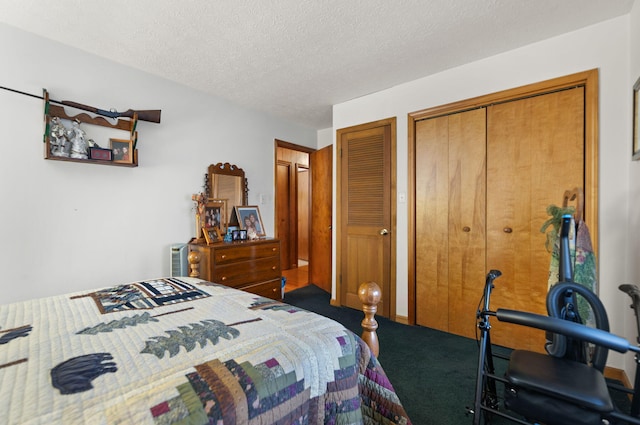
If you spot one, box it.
[50,117,69,157]
[68,119,88,159]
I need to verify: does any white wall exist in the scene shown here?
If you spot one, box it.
[316,127,333,149]
[333,16,633,370]
[627,1,640,376]
[0,23,316,304]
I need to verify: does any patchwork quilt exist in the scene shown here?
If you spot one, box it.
[0,277,411,424]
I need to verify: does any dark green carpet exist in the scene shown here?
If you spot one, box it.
[283,284,634,425]
[284,284,480,424]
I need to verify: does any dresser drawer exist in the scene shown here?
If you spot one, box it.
[240,278,282,300]
[214,242,280,265]
[212,257,280,287]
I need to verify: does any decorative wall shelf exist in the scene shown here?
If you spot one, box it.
[42,89,139,167]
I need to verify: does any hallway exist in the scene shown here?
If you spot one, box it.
[282,265,309,293]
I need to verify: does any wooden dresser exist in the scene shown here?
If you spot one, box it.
[189,238,282,300]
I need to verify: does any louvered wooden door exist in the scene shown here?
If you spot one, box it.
[339,123,393,317]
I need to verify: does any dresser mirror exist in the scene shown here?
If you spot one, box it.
[206,162,248,225]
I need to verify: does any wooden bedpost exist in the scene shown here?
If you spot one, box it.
[358,281,381,357]
[188,249,201,278]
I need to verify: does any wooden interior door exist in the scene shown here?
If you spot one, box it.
[310,145,333,293]
[297,166,309,261]
[276,161,293,270]
[338,120,394,317]
[486,87,584,351]
[275,142,312,271]
[415,108,486,338]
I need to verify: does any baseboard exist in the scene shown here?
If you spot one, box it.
[330,295,630,386]
[394,315,409,325]
[605,366,632,388]
[328,299,409,326]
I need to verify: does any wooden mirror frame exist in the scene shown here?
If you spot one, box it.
[205,163,248,225]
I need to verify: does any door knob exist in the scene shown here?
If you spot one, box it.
[380,228,389,235]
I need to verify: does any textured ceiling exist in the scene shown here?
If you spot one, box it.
[0,0,635,129]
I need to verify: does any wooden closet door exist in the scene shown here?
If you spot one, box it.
[415,115,449,330]
[486,87,584,351]
[415,108,486,338]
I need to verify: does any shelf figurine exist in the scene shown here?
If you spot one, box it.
[50,117,70,157]
[68,119,88,159]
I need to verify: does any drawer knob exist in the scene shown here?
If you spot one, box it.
[272,248,277,252]
[221,254,227,259]
[462,226,471,232]
[221,276,227,281]
[272,266,276,270]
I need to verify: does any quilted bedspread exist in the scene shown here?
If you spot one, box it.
[0,277,411,424]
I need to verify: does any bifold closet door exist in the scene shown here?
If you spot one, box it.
[415,108,486,338]
[486,87,584,351]
[415,87,584,350]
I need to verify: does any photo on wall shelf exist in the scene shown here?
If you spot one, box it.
[110,138,133,164]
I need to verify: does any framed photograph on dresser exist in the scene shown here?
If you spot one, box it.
[202,227,220,245]
[236,206,265,239]
[202,199,226,233]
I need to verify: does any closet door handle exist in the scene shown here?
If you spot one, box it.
[503,227,513,233]
[379,228,389,235]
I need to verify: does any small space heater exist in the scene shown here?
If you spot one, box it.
[170,244,188,277]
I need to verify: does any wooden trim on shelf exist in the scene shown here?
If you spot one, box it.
[48,104,132,131]
[43,90,139,167]
[44,149,139,167]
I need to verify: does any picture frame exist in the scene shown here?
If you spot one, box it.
[88,147,113,161]
[235,205,265,239]
[202,226,220,245]
[202,198,226,233]
[110,138,134,164]
[634,76,640,160]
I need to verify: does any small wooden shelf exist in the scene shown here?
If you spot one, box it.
[44,149,139,167]
[42,90,139,167]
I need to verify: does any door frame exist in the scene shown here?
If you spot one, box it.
[274,139,315,270]
[407,69,599,325]
[336,117,397,319]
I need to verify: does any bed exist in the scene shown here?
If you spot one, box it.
[0,277,411,424]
